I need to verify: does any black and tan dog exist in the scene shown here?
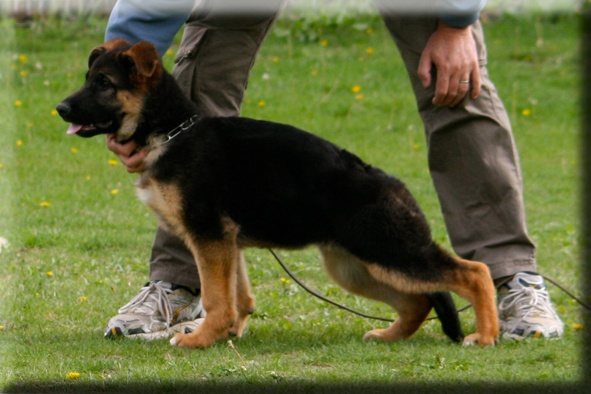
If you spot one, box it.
[56,39,499,348]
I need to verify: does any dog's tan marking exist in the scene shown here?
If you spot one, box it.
[320,244,432,342]
[230,250,255,337]
[116,91,143,141]
[365,265,451,295]
[120,41,162,83]
[88,38,130,68]
[171,227,248,348]
[142,135,168,169]
[136,178,187,238]
[132,180,253,349]
[447,258,499,346]
[320,244,498,346]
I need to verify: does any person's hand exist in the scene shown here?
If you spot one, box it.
[418,21,481,107]
[105,134,149,173]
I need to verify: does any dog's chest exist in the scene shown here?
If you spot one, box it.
[136,183,154,205]
[136,175,186,234]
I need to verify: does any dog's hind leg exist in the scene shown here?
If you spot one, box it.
[447,258,499,346]
[319,245,432,342]
[229,250,255,338]
[366,254,499,346]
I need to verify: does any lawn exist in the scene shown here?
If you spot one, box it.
[0,9,584,393]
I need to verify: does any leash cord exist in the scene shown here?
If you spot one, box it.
[268,248,591,322]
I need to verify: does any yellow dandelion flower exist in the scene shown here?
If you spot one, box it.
[71,148,79,154]
[366,27,374,34]
[311,70,318,76]
[51,109,58,116]
[272,56,280,64]
[351,85,362,93]
[40,201,51,207]
[0,325,4,330]
[18,54,27,64]
[320,40,329,47]
[111,189,119,195]
[413,143,422,151]
[280,277,291,284]
[522,109,531,116]
[20,70,28,77]
[46,271,54,277]
[16,140,23,146]
[257,100,266,107]
[15,100,23,107]
[165,49,174,56]
[85,175,92,181]
[573,323,584,330]
[79,295,88,302]
[66,372,80,380]
[0,164,3,169]
[366,47,375,55]
[108,159,119,166]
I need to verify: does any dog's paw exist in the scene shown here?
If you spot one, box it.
[363,328,401,342]
[170,332,215,348]
[462,332,497,347]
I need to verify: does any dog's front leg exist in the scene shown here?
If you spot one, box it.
[171,238,239,348]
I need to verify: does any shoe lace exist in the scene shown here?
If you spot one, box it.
[118,282,174,328]
[498,285,558,321]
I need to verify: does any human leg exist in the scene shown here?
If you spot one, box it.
[375,9,562,338]
[148,2,283,287]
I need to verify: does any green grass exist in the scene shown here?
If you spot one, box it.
[0,11,583,392]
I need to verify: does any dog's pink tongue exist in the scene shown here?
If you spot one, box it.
[66,124,82,135]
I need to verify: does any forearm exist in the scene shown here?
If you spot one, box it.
[105,0,195,57]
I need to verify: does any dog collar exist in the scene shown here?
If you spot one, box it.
[160,115,199,145]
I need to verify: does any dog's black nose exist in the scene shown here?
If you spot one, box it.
[56,102,71,117]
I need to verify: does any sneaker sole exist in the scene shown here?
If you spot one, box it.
[104,318,204,341]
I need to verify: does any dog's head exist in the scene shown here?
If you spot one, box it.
[56,38,162,141]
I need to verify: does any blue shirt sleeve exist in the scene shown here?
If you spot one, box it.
[439,0,487,28]
[105,0,195,57]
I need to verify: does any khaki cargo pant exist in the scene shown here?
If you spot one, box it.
[148,2,537,289]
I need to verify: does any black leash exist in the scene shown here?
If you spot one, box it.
[268,248,591,322]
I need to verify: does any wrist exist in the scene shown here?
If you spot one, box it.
[436,20,472,36]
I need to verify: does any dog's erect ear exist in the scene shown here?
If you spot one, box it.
[88,38,131,69]
[119,42,161,79]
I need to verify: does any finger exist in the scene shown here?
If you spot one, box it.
[470,66,482,99]
[106,134,138,156]
[433,73,452,107]
[121,148,149,173]
[417,51,433,88]
[448,76,471,107]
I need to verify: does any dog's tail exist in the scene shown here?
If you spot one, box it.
[427,292,464,343]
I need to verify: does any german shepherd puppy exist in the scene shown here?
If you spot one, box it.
[57,39,498,348]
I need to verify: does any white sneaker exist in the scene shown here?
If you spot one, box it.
[104,280,204,340]
[498,272,564,340]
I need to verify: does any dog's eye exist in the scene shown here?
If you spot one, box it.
[96,75,114,89]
